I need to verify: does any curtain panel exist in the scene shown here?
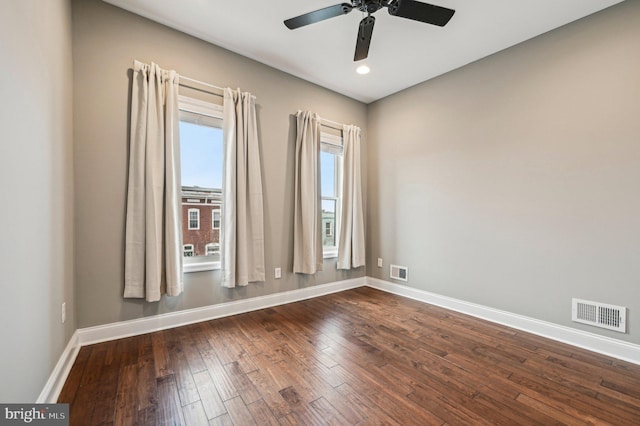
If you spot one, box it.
[293,111,323,274]
[124,61,183,302]
[221,88,266,288]
[337,124,366,269]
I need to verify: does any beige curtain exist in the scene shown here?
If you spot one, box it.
[124,61,183,301]
[337,124,365,269]
[293,111,323,274]
[221,88,265,288]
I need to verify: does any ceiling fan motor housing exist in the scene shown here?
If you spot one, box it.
[354,0,386,14]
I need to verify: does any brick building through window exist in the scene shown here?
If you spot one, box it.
[181,186,222,259]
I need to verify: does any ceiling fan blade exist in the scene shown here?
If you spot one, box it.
[284,3,354,30]
[354,16,375,61]
[387,0,455,27]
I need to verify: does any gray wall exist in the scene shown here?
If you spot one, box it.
[72,0,367,328]
[0,0,75,401]
[367,1,640,344]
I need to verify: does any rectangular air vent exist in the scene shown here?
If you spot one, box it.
[572,298,626,333]
[390,264,408,282]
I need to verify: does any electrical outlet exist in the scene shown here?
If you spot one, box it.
[377,258,383,268]
[275,267,282,279]
[61,302,66,324]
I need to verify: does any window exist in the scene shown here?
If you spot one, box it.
[179,96,224,272]
[212,208,221,230]
[325,221,333,237]
[205,243,220,256]
[188,208,200,230]
[320,131,343,258]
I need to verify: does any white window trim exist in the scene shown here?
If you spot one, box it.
[183,244,194,257]
[205,243,220,255]
[212,207,221,230]
[325,221,333,237]
[188,208,200,230]
[320,131,343,259]
[183,260,221,273]
[179,95,223,119]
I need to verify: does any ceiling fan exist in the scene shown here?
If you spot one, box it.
[284,0,456,62]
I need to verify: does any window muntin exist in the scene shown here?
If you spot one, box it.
[205,243,220,256]
[188,208,200,230]
[212,208,221,230]
[320,132,343,258]
[179,96,223,272]
[325,220,333,237]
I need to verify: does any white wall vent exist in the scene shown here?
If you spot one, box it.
[572,298,626,333]
[390,264,408,282]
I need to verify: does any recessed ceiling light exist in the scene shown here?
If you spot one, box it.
[356,65,370,75]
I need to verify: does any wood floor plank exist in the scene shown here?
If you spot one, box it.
[181,400,209,425]
[80,344,108,386]
[245,358,293,418]
[68,380,99,426]
[156,375,186,426]
[168,342,200,406]
[57,345,91,403]
[62,287,640,425]
[209,413,234,426]
[114,363,138,426]
[151,331,173,379]
[245,398,279,426]
[192,370,227,420]
[309,396,349,425]
[136,334,158,412]
[200,349,239,401]
[223,360,262,404]
[137,405,157,426]
[88,370,118,425]
[176,324,207,374]
[224,395,257,425]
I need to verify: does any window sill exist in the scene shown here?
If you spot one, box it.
[323,248,338,259]
[184,261,221,273]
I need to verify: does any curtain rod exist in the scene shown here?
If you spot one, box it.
[179,77,256,100]
[133,60,256,99]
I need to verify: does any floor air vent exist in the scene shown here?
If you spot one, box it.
[390,264,408,282]
[572,298,626,333]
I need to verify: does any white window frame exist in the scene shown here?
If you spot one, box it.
[320,131,343,259]
[325,220,333,237]
[183,244,194,257]
[179,96,224,273]
[187,208,200,230]
[212,207,221,230]
[205,243,220,256]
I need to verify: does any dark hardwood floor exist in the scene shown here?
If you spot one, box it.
[58,287,640,425]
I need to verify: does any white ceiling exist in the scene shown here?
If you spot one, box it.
[102,0,623,103]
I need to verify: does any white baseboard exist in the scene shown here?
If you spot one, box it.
[366,277,640,365]
[37,331,80,403]
[77,277,365,346]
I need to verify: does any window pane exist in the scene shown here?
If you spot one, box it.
[180,108,223,265]
[321,151,335,198]
[180,121,223,189]
[322,199,336,248]
[212,209,221,229]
